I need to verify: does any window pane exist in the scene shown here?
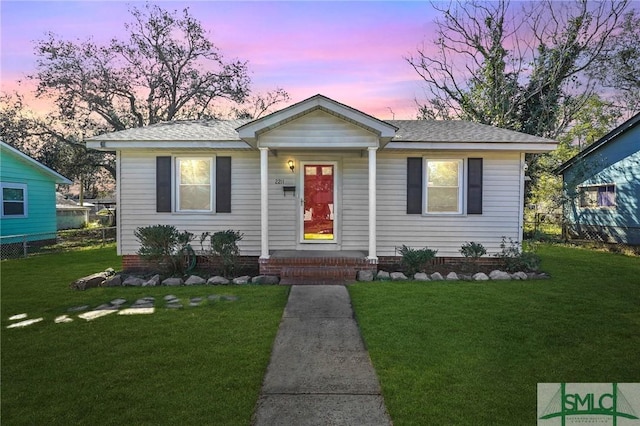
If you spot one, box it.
[3,202,24,215]
[177,158,212,211]
[426,160,460,213]
[427,188,459,212]
[3,188,24,201]
[428,161,459,187]
[598,185,615,207]
[180,185,211,210]
[580,188,597,207]
[180,159,211,185]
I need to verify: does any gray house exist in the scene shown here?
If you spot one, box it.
[87,94,556,279]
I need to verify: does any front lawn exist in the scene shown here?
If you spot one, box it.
[1,246,288,425]
[350,243,640,425]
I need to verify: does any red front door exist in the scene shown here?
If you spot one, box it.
[303,164,335,240]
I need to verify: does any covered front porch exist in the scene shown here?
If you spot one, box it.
[259,250,376,285]
[236,95,398,269]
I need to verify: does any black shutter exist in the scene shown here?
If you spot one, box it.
[467,158,483,214]
[156,156,172,213]
[216,156,232,213]
[407,157,423,214]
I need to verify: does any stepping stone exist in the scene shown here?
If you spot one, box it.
[95,303,118,311]
[7,318,43,328]
[131,303,154,309]
[55,315,73,324]
[67,305,90,313]
[166,303,183,309]
[78,310,117,321]
[163,295,178,301]
[189,297,204,306]
[221,295,238,301]
[133,298,155,306]
[207,295,221,301]
[8,313,28,320]
[119,307,155,315]
[110,298,127,306]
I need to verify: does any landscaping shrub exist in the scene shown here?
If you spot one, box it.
[459,241,487,272]
[134,225,195,275]
[459,241,487,258]
[494,237,541,272]
[201,230,244,277]
[398,244,438,275]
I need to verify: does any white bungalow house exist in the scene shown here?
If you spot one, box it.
[87,94,556,281]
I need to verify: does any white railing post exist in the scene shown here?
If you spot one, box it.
[259,147,270,259]
[368,147,378,263]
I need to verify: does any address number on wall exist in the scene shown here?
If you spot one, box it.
[274,178,285,184]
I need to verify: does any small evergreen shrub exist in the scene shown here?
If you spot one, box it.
[459,241,487,258]
[134,225,195,274]
[203,230,244,277]
[459,241,487,272]
[399,245,438,275]
[494,237,540,272]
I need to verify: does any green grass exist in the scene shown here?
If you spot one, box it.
[349,243,640,425]
[1,246,288,425]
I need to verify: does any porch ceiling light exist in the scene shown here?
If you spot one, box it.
[287,160,295,173]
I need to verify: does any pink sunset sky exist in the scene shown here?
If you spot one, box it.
[0,1,442,120]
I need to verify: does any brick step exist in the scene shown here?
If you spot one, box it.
[280,266,357,281]
[278,278,349,286]
[267,258,369,267]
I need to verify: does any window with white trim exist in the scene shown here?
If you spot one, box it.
[425,159,463,214]
[176,158,213,212]
[1,183,28,218]
[579,184,616,208]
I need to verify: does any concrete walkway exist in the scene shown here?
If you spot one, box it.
[252,285,392,425]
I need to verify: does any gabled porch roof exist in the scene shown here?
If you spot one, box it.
[236,94,398,149]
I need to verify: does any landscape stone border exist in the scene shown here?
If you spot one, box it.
[71,269,280,290]
[71,268,549,291]
[359,269,549,282]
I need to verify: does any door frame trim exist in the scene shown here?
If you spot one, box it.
[298,160,340,246]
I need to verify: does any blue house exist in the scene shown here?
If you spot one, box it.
[557,113,640,245]
[1,141,72,248]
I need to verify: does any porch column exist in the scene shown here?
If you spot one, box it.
[259,147,270,259]
[368,147,378,263]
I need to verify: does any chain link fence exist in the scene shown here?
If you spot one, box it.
[523,213,563,240]
[1,227,116,259]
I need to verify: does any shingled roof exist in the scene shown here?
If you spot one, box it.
[88,117,554,145]
[90,119,250,142]
[387,120,554,143]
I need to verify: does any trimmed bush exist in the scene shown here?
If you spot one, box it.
[398,245,438,275]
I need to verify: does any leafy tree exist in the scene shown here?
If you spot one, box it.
[407,0,628,139]
[587,10,640,115]
[32,3,252,129]
[4,3,288,195]
[408,0,629,208]
[526,94,620,218]
[231,88,291,120]
[0,93,115,198]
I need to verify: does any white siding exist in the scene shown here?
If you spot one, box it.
[266,151,369,252]
[376,151,523,257]
[258,109,378,148]
[119,150,262,256]
[119,148,525,258]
